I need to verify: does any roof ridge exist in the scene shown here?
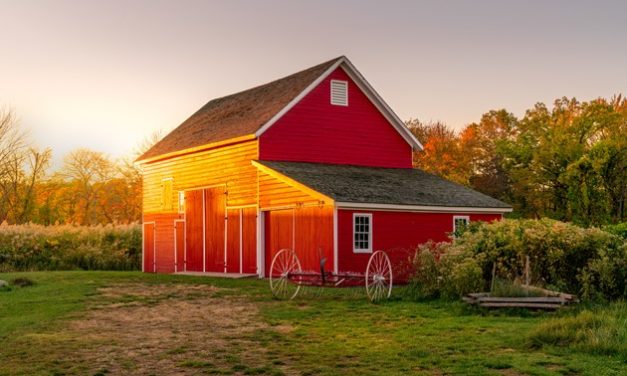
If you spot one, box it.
[203,56,345,105]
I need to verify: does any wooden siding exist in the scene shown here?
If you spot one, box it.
[264,205,334,275]
[241,207,257,274]
[142,140,258,214]
[185,190,204,272]
[226,209,241,273]
[143,213,183,273]
[141,140,258,274]
[204,187,226,272]
[337,210,502,279]
[143,222,155,273]
[174,220,185,272]
[258,169,330,209]
[259,67,413,168]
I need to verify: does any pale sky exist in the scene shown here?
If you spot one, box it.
[2,0,626,167]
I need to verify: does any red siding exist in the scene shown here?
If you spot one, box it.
[143,222,155,273]
[337,210,501,279]
[185,190,204,272]
[264,206,334,275]
[143,213,184,273]
[241,207,257,274]
[175,220,185,272]
[204,188,226,273]
[226,209,241,273]
[259,68,413,168]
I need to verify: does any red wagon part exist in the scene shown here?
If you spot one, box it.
[269,249,393,302]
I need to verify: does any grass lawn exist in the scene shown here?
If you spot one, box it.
[0,271,625,375]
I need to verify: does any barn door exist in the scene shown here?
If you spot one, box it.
[204,187,226,272]
[226,209,241,273]
[227,207,257,274]
[264,209,294,276]
[143,222,155,273]
[241,207,257,274]
[174,220,185,272]
[185,189,204,272]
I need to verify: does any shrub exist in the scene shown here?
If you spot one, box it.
[440,255,483,299]
[578,243,627,301]
[409,219,626,301]
[0,223,141,272]
[408,246,440,299]
[409,241,484,299]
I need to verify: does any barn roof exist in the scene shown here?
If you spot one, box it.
[137,57,341,161]
[137,56,422,162]
[255,161,512,211]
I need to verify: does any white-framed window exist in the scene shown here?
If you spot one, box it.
[178,191,185,214]
[330,79,348,106]
[353,213,372,253]
[453,215,470,238]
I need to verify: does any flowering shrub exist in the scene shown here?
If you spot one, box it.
[0,223,141,271]
[410,219,626,301]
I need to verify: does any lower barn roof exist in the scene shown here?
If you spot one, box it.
[257,161,512,210]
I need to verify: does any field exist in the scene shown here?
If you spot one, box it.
[0,272,625,376]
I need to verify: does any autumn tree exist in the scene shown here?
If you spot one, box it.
[407,119,470,184]
[57,149,114,225]
[407,95,625,226]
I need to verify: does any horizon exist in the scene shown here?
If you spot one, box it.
[2,0,626,168]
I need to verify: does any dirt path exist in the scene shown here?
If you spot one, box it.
[64,283,286,375]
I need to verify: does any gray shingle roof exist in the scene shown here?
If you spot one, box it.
[257,161,512,209]
[137,57,343,161]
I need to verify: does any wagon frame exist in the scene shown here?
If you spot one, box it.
[269,248,393,302]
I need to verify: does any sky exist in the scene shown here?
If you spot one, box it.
[2,0,626,167]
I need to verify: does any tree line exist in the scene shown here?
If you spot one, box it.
[407,95,626,226]
[1,94,625,227]
[0,109,153,225]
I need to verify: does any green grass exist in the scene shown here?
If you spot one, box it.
[0,271,625,375]
[529,302,627,357]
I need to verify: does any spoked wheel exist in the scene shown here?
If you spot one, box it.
[365,250,393,302]
[269,249,302,300]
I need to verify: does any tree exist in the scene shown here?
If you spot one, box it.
[0,109,52,224]
[58,149,114,225]
[406,119,470,184]
[462,110,518,203]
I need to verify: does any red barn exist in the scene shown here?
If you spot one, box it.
[136,56,511,277]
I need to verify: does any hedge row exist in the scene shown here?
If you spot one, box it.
[0,223,141,271]
[410,219,626,301]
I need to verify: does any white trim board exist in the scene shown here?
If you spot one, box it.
[336,202,512,214]
[254,56,423,151]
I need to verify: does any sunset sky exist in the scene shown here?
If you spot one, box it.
[2,0,626,167]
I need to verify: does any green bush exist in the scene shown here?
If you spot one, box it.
[408,245,441,299]
[440,255,484,299]
[409,219,626,301]
[409,241,485,300]
[0,223,141,271]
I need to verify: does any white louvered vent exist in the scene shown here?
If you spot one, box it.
[330,80,348,106]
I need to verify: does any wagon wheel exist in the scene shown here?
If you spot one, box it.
[365,250,393,302]
[269,249,302,300]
